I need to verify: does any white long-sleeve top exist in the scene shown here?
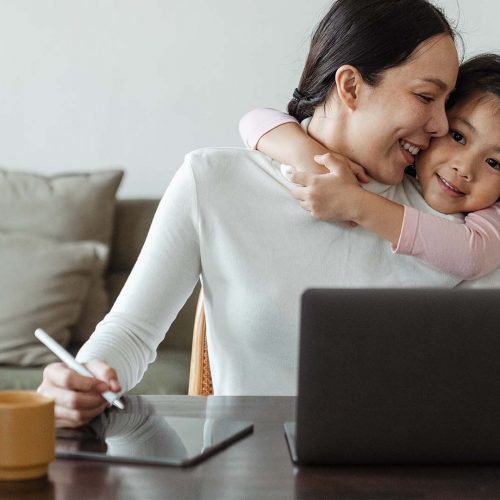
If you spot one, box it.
[77,147,465,396]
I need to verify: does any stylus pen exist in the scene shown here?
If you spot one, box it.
[34,328,124,410]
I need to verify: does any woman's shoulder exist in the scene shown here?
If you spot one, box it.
[182,146,276,179]
[183,146,268,166]
[179,146,289,193]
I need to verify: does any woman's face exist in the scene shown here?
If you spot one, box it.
[329,34,458,185]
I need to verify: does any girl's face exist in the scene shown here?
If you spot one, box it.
[415,95,500,214]
[331,34,458,185]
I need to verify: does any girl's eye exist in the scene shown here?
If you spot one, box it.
[486,158,500,170]
[450,130,465,145]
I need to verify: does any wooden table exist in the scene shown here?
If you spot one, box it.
[3,395,500,499]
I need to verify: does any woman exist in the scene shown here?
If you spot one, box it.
[39,0,459,427]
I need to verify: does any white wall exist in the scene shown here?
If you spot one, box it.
[0,0,498,198]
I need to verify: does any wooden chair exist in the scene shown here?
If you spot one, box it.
[188,290,214,396]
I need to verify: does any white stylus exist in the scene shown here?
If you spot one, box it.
[34,328,124,410]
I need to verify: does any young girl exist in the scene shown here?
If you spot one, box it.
[239,55,500,280]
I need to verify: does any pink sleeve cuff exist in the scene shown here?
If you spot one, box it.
[392,205,419,255]
[238,108,299,149]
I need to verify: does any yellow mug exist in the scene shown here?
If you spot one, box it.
[0,391,55,480]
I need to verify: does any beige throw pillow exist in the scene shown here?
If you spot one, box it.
[0,233,106,366]
[0,168,123,344]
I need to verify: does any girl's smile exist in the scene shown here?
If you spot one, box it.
[436,173,467,197]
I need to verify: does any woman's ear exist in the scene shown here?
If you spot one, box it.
[335,65,364,111]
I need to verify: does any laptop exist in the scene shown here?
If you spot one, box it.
[285,288,500,465]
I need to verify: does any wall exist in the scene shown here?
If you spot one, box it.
[0,0,498,198]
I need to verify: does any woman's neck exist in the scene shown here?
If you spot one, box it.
[307,105,351,156]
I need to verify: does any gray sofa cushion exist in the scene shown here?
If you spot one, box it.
[0,168,123,345]
[0,233,105,366]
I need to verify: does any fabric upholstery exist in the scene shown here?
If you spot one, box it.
[0,349,190,395]
[0,233,105,366]
[0,168,123,347]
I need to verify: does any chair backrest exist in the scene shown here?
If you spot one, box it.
[188,290,214,396]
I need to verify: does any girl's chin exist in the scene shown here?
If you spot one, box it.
[424,195,460,214]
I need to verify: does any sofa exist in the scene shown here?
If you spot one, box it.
[0,169,199,395]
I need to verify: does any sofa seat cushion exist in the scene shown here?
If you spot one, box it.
[127,349,190,395]
[0,349,190,395]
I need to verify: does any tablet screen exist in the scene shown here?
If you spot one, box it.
[56,396,253,467]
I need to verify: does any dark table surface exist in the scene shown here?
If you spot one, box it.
[2,395,500,500]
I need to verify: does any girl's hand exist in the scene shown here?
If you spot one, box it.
[38,360,121,428]
[290,153,371,222]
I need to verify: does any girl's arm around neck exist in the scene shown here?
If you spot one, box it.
[240,109,404,241]
[239,110,500,281]
[239,107,329,173]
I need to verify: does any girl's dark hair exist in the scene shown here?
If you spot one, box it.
[289,0,455,121]
[447,54,500,110]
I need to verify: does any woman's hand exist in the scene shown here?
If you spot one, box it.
[290,153,371,222]
[37,360,121,428]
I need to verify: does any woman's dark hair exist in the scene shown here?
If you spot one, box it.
[447,54,500,110]
[289,0,455,121]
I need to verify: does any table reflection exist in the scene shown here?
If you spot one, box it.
[56,395,252,466]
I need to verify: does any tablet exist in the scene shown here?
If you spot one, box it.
[56,397,253,467]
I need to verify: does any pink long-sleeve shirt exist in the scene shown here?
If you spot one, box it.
[239,108,500,280]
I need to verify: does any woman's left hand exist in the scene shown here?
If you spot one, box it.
[290,153,371,222]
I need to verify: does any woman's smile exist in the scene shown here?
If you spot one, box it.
[399,139,423,166]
